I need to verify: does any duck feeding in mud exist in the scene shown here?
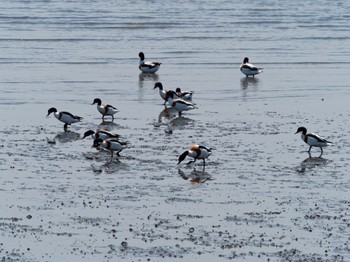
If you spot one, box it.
[47,107,83,131]
[178,145,212,170]
[93,138,129,162]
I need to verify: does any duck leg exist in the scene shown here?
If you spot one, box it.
[319,147,323,157]
[307,146,312,153]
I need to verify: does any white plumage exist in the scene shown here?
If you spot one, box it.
[295,126,333,156]
[240,57,263,77]
[47,107,83,131]
[139,52,161,73]
[92,98,119,120]
[167,91,197,116]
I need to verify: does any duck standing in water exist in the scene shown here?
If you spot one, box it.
[240,57,263,77]
[295,126,333,156]
[139,52,161,73]
[167,90,197,116]
[175,87,193,101]
[92,98,119,120]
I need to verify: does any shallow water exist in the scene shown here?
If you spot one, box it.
[1,0,350,261]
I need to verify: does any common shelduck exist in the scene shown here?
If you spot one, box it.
[92,98,119,120]
[139,52,161,73]
[82,130,121,140]
[93,138,128,161]
[295,127,333,156]
[167,91,197,116]
[240,57,263,77]
[178,145,212,170]
[175,87,193,101]
[47,107,83,131]
[154,82,178,106]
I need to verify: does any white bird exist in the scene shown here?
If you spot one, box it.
[240,57,263,77]
[175,87,193,101]
[295,126,333,156]
[92,98,119,120]
[47,107,83,131]
[139,52,161,73]
[82,130,121,140]
[154,82,178,106]
[167,91,197,116]
[93,138,128,161]
[178,145,212,170]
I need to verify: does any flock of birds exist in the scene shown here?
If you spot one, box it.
[47,52,334,170]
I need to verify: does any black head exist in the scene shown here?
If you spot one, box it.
[167,90,177,99]
[243,57,249,63]
[175,87,181,93]
[92,138,103,148]
[47,107,57,116]
[154,82,163,90]
[82,130,95,139]
[177,151,189,165]
[295,126,307,135]
[92,98,102,105]
[139,52,145,60]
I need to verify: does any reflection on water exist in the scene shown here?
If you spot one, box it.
[296,155,331,174]
[156,108,195,134]
[240,77,260,89]
[170,116,195,128]
[158,107,178,123]
[52,131,81,143]
[98,120,120,131]
[91,158,129,174]
[178,169,212,185]
[138,73,159,89]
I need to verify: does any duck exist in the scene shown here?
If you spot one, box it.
[139,52,161,73]
[47,107,83,131]
[178,145,212,170]
[240,57,263,77]
[92,98,119,120]
[295,126,333,156]
[167,91,197,116]
[93,138,129,161]
[175,87,193,101]
[82,130,121,140]
[154,82,178,106]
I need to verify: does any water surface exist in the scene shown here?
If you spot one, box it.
[1,0,350,261]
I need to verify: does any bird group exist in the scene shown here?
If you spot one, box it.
[47,97,127,162]
[47,52,334,170]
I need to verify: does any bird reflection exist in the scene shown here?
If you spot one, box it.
[156,108,195,134]
[178,169,212,185]
[49,131,81,144]
[98,120,120,130]
[91,159,129,173]
[297,154,330,174]
[158,107,178,123]
[170,115,195,128]
[138,73,159,88]
[240,77,260,89]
